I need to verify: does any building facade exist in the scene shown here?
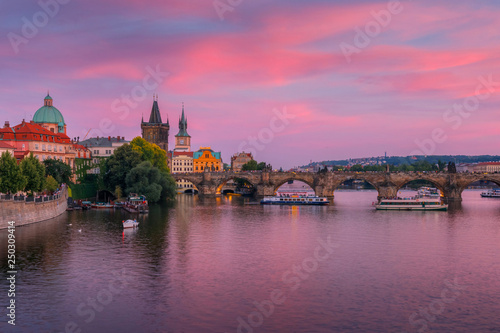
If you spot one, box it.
[79,136,129,174]
[474,162,500,173]
[193,147,223,172]
[141,97,169,152]
[0,141,15,156]
[0,94,91,170]
[168,104,195,192]
[231,152,253,171]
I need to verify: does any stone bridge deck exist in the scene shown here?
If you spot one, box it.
[172,171,500,202]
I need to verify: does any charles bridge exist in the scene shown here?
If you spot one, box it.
[172,171,500,202]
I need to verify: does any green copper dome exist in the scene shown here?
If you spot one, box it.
[32,94,65,133]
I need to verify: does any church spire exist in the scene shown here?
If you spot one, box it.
[148,96,162,123]
[176,102,190,137]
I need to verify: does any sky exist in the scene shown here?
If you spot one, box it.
[1,0,499,169]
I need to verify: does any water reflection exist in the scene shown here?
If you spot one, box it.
[0,190,499,332]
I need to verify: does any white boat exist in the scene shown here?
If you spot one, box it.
[122,219,139,229]
[417,187,441,199]
[481,189,500,198]
[376,187,447,211]
[261,192,329,205]
[375,198,448,211]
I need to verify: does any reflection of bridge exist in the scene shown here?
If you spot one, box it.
[172,171,500,201]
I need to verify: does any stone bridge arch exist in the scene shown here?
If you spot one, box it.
[392,174,449,197]
[215,174,257,195]
[271,175,316,194]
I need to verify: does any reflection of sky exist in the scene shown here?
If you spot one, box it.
[2,0,500,168]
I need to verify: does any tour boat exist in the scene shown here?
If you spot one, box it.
[122,219,139,229]
[376,186,447,211]
[123,194,149,213]
[261,192,329,205]
[480,189,500,198]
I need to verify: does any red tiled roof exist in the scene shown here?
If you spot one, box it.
[10,121,70,143]
[170,151,193,157]
[0,141,15,149]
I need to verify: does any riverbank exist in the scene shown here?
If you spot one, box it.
[0,186,68,229]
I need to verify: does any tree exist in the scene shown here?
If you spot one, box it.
[126,161,169,203]
[44,175,59,193]
[20,153,45,195]
[44,158,72,184]
[242,160,258,171]
[130,137,169,173]
[103,144,142,191]
[114,185,123,200]
[0,152,26,194]
[437,160,447,172]
[350,164,364,172]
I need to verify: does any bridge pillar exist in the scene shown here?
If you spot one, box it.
[376,185,398,200]
[255,185,276,197]
[444,175,463,202]
[314,185,335,202]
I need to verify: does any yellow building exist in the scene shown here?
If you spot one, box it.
[193,147,222,172]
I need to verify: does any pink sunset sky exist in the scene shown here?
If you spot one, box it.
[1,0,499,168]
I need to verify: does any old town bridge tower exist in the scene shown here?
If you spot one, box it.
[141,96,169,152]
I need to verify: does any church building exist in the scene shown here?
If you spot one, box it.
[141,96,169,152]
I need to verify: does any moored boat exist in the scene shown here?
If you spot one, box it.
[123,194,149,213]
[91,202,114,209]
[122,219,139,229]
[261,192,329,205]
[480,189,500,198]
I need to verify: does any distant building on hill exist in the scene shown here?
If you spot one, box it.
[231,152,253,171]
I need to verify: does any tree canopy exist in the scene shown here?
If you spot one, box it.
[125,161,176,203]
[44,158,72,184]
[20,153,45,194]
[241,160,267,171]
[130,137,169,173]
[0,152,26,194]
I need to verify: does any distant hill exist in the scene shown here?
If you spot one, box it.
[303,155,500,168]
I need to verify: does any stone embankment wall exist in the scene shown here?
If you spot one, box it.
[0,187,68,229]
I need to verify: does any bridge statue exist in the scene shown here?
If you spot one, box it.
[171,171,500,202]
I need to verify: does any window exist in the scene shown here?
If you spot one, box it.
[42,155,46,160]
[59,146,62,152]
[48,145,52,151]
[22,144,25,149]
[42,144,46,151]
[35,144,39,150]
[205,153,209,158]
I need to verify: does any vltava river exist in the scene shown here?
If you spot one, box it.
[1,190,500,332]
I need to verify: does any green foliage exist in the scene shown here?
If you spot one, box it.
[241,160,267,171]
[20,153,45,194]
[130,137,169,173]
[103,144,142,191]
[125,161,174,203]
[44,158,72,184]
[350,164,364,172]
[0,152,26,194]
[44,175,59,193]
[114,185,123,199]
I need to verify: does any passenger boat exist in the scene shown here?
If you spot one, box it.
[480,189,500,198]
[123,194,149,213]
[91,202,114,209]
[261,192,329,205]
[122,219,139,229]
[376,187,447,211]
[416,187,441,198]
